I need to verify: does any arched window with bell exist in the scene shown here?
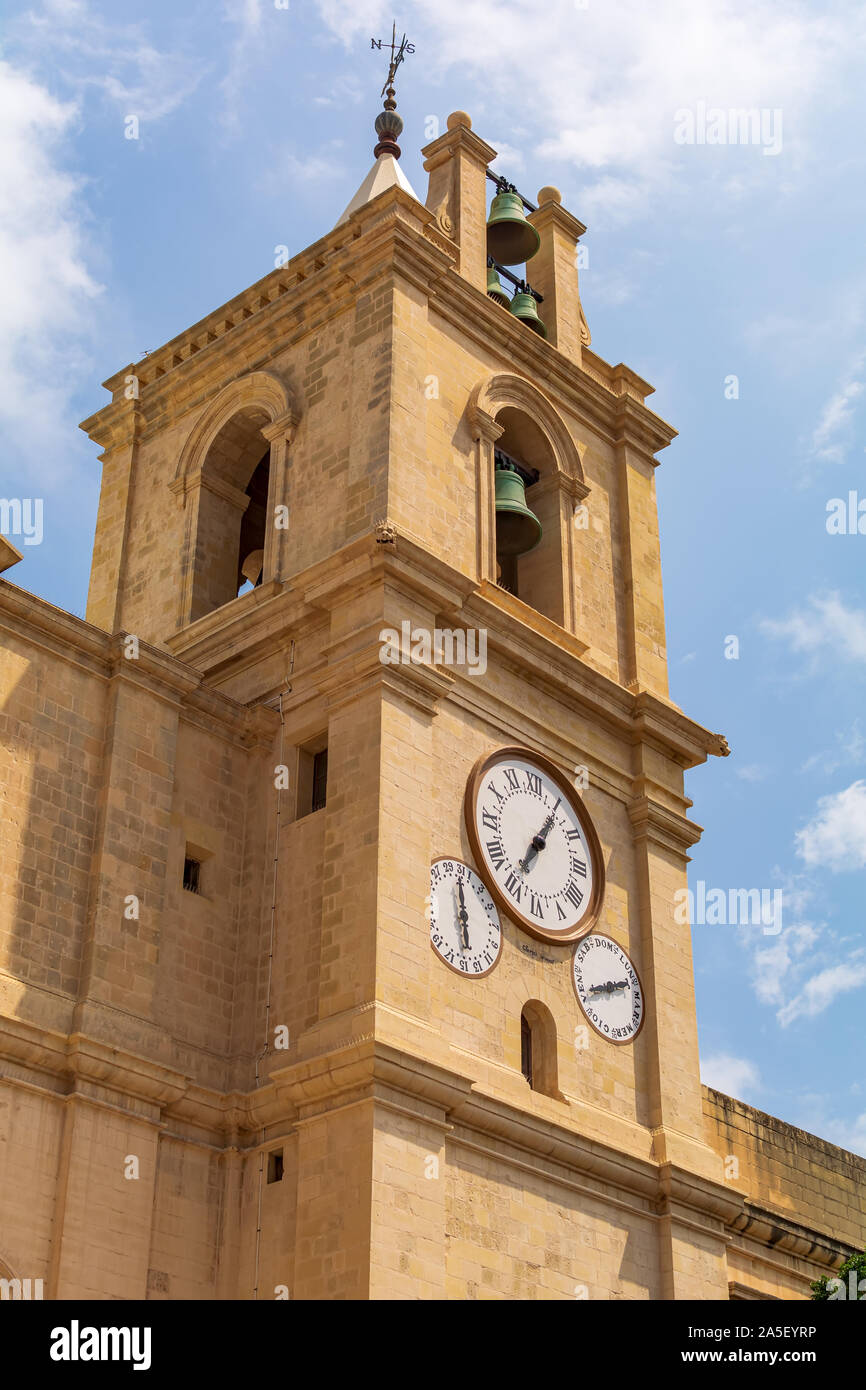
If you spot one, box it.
[170,372,299,630]
[468,373,590,633]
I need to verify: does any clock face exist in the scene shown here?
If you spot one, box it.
[464,746,605,945]
[429,858,502,977]
[572,934,644,1044]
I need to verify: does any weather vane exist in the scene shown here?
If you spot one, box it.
[370,21,414,101]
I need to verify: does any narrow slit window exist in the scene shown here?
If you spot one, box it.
[267,1149,284,1184]
[521,1011,533,1087]
[311,748,328,813]
[183,856,201,894]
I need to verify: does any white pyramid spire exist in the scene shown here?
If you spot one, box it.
[334,151,421,228]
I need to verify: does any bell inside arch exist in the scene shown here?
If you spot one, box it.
[486,265,511,308]
[494,457,542,558]
[509,290,547,338]
[486,190,540,267]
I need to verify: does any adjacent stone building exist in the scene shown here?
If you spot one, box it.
[1,103,863,1300]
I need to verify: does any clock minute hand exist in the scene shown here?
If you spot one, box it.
[589,980,629,995]
[518,813,555,874]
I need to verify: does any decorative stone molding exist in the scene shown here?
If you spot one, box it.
[468,371,589,493]
[172,370,297,486]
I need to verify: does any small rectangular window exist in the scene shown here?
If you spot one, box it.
[183,857,201,894]
[295,737,328,819]
[311,748,328,813]
[267,1149,284,1184]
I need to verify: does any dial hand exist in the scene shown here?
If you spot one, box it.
[518,811,557,873]
[588,980,628,995]
[456,880,470,950]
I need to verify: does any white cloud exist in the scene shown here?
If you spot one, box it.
[736,764,767,783]
[19,0,204,122]
[317,0,866,224]
[810,353,866,466]
[752,922,819,1007]
[800,719,866,775]
[796,781,866,871]
[0,60,101,471]
[778,957,866,1026]
[701,1052,761,1101]
[761,593,866,665]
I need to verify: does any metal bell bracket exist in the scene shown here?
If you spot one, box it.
[486,169,538,214]
[486,256,544,305]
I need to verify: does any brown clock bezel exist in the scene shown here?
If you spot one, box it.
[571,933,646,1045]
[463,745,606,946]
[429,856,503,979]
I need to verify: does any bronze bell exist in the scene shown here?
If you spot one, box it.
[486,190,541,266]
[509,290,547,338]
[486,265,511,308]
[494,458,542,557]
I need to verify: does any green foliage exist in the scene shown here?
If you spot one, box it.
[811,1249,866,1300]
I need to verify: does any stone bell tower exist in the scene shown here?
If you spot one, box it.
[3,87,862,1304]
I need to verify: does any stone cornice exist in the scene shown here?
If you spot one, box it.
[78,190,673,471]
[527,198,587,243]
[77,194,452,454]
[5,1022,860,1262]
[627,794,705,855]
[156,527,727,772]
[730,1202,860,1269]
[421,123,498,173]
[428,269,678,462]
[0,581,276,748]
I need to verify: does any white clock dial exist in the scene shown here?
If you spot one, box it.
[465,747,604,945]
[429,858,502,977]
[572,934,644,1043]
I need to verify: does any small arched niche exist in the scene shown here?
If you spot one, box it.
[520,999,560,1098]
[190,407,271,622]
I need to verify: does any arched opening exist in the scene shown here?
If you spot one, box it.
[493,407,564,625]
[520,1000,560,1097]
[236,448,270,596]
[189,407,272,621]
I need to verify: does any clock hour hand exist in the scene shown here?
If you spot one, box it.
[518,811,556,874]
[589,980,628,995]
[456,879,471,950]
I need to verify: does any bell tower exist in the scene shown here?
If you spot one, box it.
[3,81,761,1303]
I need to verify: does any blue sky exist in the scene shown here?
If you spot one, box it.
[2,0,865,1154]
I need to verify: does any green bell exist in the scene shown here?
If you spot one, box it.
[486,190,541,266]
[494,460,542,557]
[486,265,511,308]
[509,290,547,338]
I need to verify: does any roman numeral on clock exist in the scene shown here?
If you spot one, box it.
[481,808,498,833]
[564,882,584,909]
[504,872,522,902]
[529,894,544,919]
[571,856,587,877]
[486,839,505,870]
[504,768,520,791]
[525,772,542,795]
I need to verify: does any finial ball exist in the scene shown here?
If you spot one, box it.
[537,186,562,205]
[447,111,472,131]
